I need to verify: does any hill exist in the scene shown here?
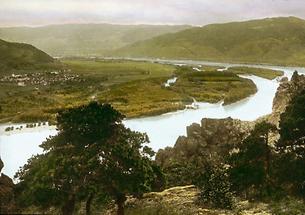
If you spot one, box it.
[114,17,305,66]
[0,39,55,71]
[0,24,190,57]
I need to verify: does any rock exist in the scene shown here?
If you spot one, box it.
[156,117,254,170]
[269,71,305,125]
[0,158,16,214]
[0,159,3,172]
[280,76,288,82]
[156,71,305,182]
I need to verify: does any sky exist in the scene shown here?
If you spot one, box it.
[0,0,305,27]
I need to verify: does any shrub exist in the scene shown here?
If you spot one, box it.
[196,164,234,209]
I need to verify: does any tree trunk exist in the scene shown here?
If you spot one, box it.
[61,194,76,215]
[116,194,126,215]
[86,193,94,215]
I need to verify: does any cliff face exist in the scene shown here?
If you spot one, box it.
[269,71,305,125]
[156,118,254,168]
[0,158,16,214]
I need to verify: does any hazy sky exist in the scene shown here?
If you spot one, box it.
[1,0,305,27]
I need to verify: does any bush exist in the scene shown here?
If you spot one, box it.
[196,164,234,209]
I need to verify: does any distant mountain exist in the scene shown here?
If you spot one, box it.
[0,39,55,71]
[114,17,305,66]
[0,24,190,57]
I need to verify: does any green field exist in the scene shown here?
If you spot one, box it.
[171,68,257,105]
[227,66,284,80]
[0,59,282,123]
[62,59,175,85]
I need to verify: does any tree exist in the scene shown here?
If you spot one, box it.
[276,89,305,198]
[229,121,277,198]
[94,127,159,215]
[16,102,161,215]
[196,163,234,209]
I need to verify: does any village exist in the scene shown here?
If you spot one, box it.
[0,70,83,87]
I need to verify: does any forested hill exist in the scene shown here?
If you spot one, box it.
[0,39,55,71]
[0,24,190,57]
[113,17,305,66]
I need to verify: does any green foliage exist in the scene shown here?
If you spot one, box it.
[115,17,305,66]
[196,164,234,209]
[15,102,162,215]
[276,89,305,198]
[162,162,200,187]
[278,89,305,151]
[229,121,277,198]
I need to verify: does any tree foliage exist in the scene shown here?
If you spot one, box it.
[16,102,162,215]
[196,163,234,209]
[276,89,305,198]
[229,121,276,197]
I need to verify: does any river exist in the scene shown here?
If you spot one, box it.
[1,60,305,178]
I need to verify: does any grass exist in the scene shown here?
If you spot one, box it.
[269,197,305,215]
[62,58,175,85]
[227,66,284,80]
[171,69,257,105]
[0,59,257,123]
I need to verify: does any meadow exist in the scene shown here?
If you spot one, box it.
[0,59,282,123]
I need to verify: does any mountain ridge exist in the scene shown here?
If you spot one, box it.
[0,24,191,57]
[0,39,55,71]
[113,16,305,66]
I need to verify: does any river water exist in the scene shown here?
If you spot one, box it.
[1,60,305,178]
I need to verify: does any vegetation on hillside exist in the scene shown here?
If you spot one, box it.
[114,17,305,66]
[0,24,190,56]
[152,89,305,213]
[0,39,59,72]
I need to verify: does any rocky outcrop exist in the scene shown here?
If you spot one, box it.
[156,118,254,168]
[0,158,16,214]
[156,71,305,172]
[269,71,305,125]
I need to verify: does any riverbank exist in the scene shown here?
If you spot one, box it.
[0,62,299,179]
[0,59,274,124]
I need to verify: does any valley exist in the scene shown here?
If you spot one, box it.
[1,11,305,214]
[1,55,282,123]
